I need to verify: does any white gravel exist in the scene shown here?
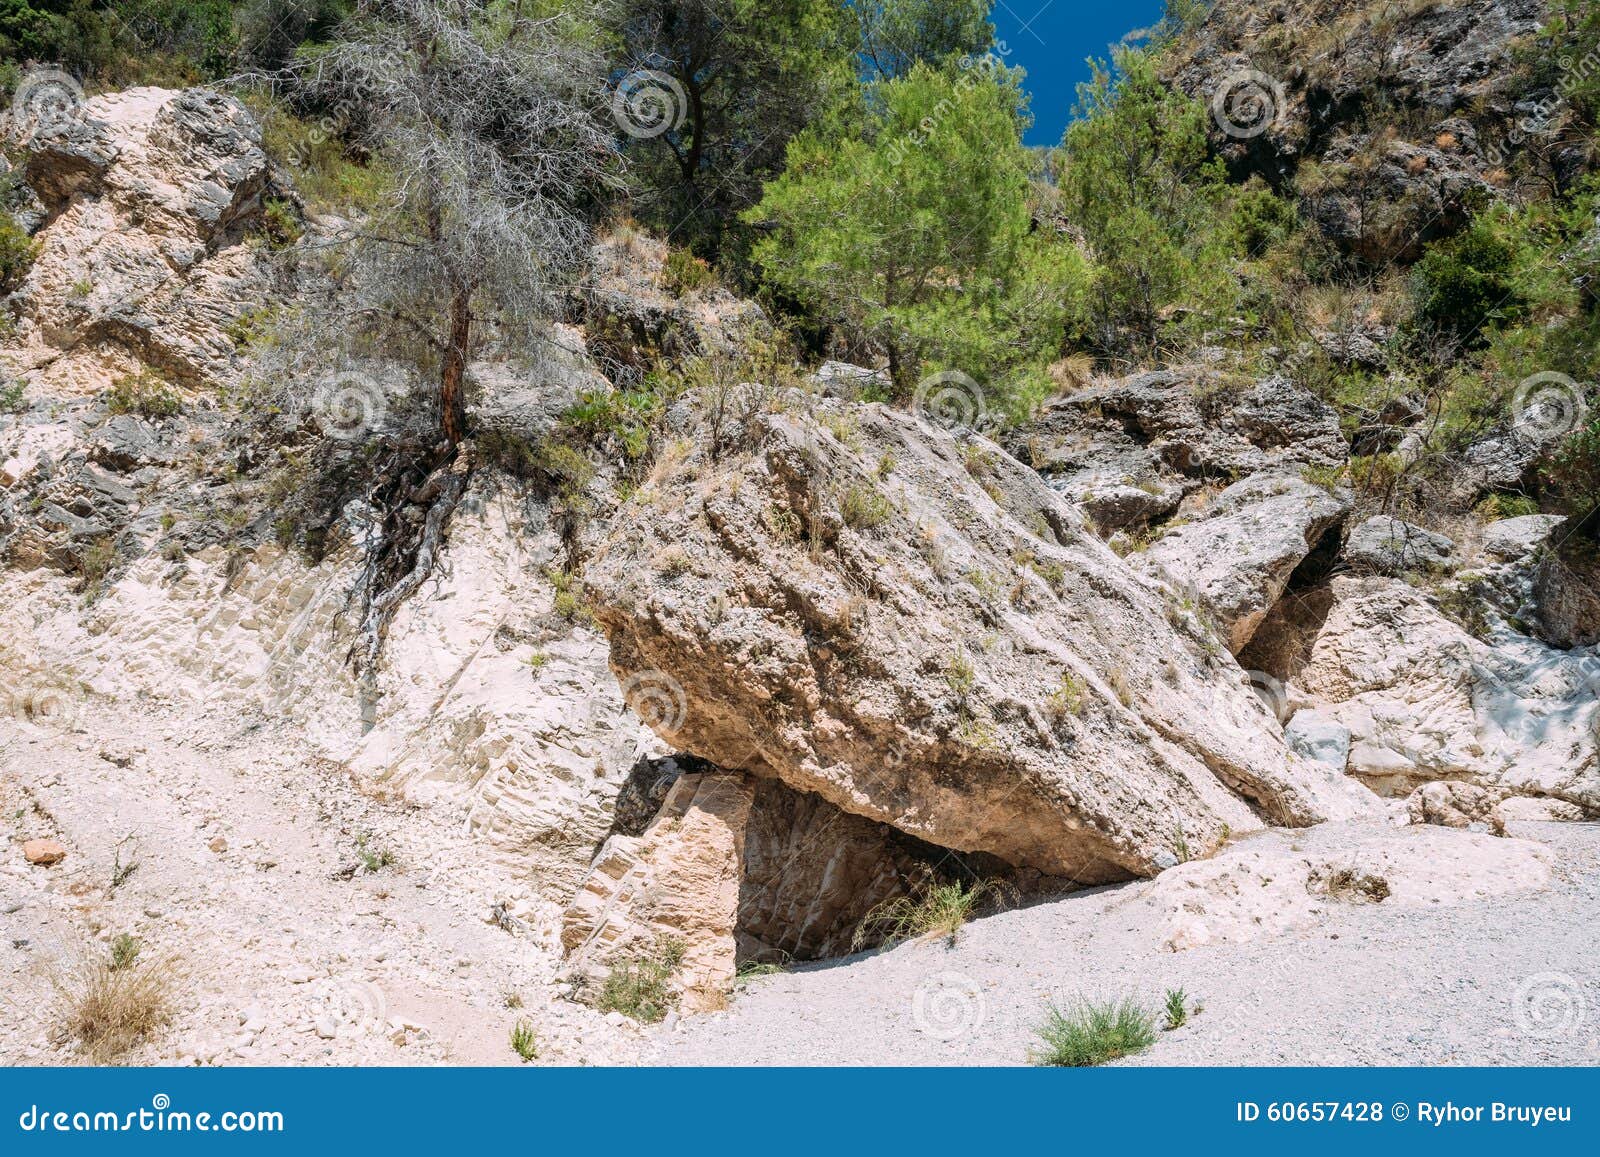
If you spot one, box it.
[652,821,1600,1066]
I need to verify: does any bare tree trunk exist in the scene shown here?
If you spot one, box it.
[440,287,471,445]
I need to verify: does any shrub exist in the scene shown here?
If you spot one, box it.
[662,248,717,295]
[851,880,987,950]
[1044,672,1087,721]
[839,484,892,529]
[1542,416,1600,535]
[509,1019,539,1062]
[53,942,176,1063]
[0,209,37,292]
[1163,987,1188,1030]
[1031,996,1156,1067]
[1407,221,1526,349]
[105,370,182,419]
[0,379,25,413]
[109,934,141,973]
[596,938,685,1024]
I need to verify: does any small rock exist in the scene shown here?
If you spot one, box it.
[143,907,164,919]
[242,1016,267,1034]
[314,1016,338,1040]
[604,1011,628,1028]
[284,965,315,983]
[22,838,66,866]
[2,901,22,914]
[207,836,228,854]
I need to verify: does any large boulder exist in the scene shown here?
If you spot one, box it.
[1135,471,1348,653]
[586,390,1375,886]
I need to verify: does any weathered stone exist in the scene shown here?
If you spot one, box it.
[1241,576,1599,810]
[22,838,66,865]
[588,390,1375,885]
[1138,472,1348,652]
[1407,781,1505,836]
[1284,709,1351,770]
[1344,516,1455,576]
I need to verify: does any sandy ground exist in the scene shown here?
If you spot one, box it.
[0,703,639,1067]
[655,821,1600,1067]
[5,700,1596,1069]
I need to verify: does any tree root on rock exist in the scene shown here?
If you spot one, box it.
[347,441,472,676]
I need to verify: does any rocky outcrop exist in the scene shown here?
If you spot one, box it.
[1006,369,1345,531]
[587,389,1376,888]
[1343,515,1456,576]
[562,768,936,1001]
[6,87,273,389]
[1240,575,1599,810]
[1164,0,1552,258]
[1136,472,1348,652]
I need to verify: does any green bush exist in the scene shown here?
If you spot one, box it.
[1032,996,1157,1066]
[596,938,685,1024]
[105,369,181,418]
[0,209,37,293]
[1542,416,1600,535]
[1408,221,1526,349]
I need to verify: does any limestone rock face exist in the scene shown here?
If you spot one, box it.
[1406,781,1506,836]
[1240,576,1599,810]
[0,474,655,897]
[8,87,273,388]
[1007,369,1345,532]
[1136,472,1348,653]
[562,769,932,1001]
[1344,516,1456,576]
[587,390,1375,885]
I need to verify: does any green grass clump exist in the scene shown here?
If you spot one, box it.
[852,880,986,950]
[1163,987,1188,1030]
[596,939,685,1024]
[509,1019,539,1062]
[1031,996,1157,1067]
[840,484,892,529]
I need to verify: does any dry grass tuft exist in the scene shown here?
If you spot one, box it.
[52,943,178,1063]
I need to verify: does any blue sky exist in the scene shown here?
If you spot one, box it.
[990,0,1170,146]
